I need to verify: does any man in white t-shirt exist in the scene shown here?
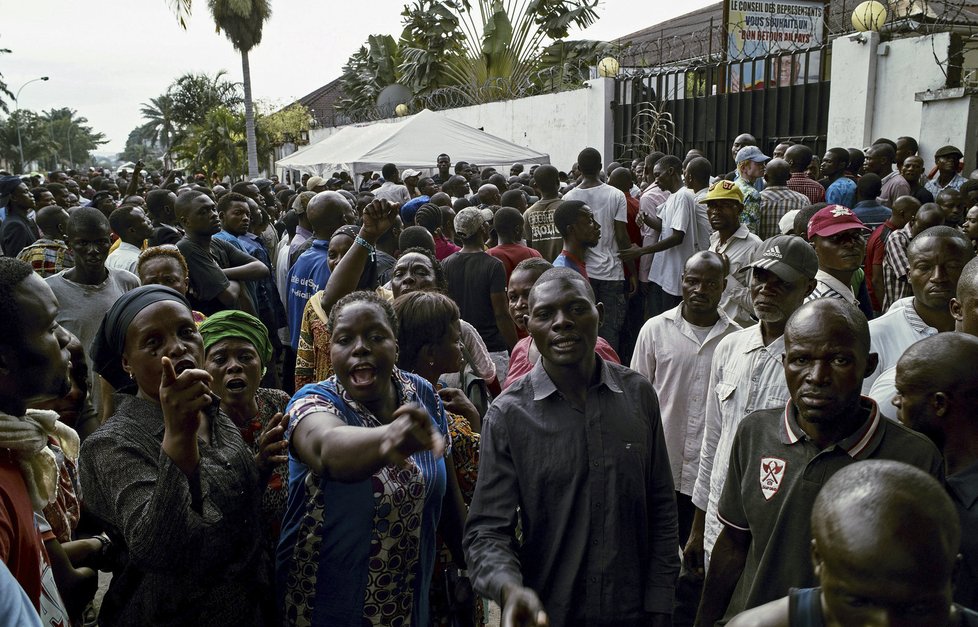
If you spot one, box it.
[623,155,712,318]
[561,147,632,353]
[371,163,411,206]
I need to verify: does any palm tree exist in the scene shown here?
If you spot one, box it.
[166,0,268,177]
[168,71,242,128]
[207,0,271,179]
[138,94,177,168]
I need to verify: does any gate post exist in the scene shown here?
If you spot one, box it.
[587,77,616,166]
[827,31,880,150]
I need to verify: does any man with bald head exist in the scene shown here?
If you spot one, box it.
[759,159,810,239]
[896,333,978,609]
[881,202,946,311]
[694,299,944,626]
[286,190,354,349]
[728,460,976,627]
[442,174,469,203]
[784,145,826,204]
[866,226,975,393]
[476,183,501,208]
[632,251,740,562]
[951,257,978,334]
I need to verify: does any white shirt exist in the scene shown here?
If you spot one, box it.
[691,325,791,565]
[105,242,142,275]
[372,181,411,205]
[710,225,762,327]
[630,304,740,495]
[561,183,627,281]
[806,270,860,306]
[868,365,899,421]
[638,185,669,284]
[862,296,937,394]
[649,187,712,296]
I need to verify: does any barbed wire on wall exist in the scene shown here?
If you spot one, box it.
[609,0,978,81]
[311,0,978,129]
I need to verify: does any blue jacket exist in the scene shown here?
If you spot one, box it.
[286,239,331,349]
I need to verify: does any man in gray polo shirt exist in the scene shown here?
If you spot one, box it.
[693,299,944,627]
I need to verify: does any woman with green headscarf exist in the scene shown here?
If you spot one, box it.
[198,310,289,559]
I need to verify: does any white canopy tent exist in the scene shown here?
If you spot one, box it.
[276,108,550,176]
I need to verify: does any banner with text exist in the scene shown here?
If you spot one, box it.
[726,0,826,90]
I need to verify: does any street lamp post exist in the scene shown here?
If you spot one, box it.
[14,76,49,172]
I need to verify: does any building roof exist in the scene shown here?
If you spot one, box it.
[291,78,348,128]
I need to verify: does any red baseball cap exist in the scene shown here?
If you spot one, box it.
[807,205,871,239]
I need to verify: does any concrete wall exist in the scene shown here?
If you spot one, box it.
[917,88,978,174]
[277,78,615,181]
[827,32,955,169]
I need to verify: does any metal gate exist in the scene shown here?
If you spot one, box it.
[613,45,832,174]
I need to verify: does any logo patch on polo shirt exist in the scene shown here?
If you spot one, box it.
[760,457,787,500]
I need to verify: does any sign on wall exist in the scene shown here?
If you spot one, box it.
[725,0,827,90]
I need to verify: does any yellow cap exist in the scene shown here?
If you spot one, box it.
[699,180,744,204]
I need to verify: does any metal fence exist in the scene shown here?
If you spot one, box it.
[612,44,832,173]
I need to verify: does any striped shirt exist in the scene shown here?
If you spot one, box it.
[758,186,810,240]
[805,270,859,306]
[16,239,74,278]
[881,223,913,312]
[787,172,825,204]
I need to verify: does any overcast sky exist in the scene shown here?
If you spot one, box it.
[4,0,716,154]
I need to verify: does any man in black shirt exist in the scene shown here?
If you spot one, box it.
[174,190,268,315]
[442,207,517,379]
[145,189,182,246]
[432,153,451,184]
[695,299,943,627]
[464,267,678,627]
[728,460,978,627]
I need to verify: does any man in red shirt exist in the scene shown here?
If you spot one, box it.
[0,258,73,623]
[866,196,920,314]
[488,207,542,283]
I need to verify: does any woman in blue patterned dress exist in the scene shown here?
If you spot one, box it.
[277,290,454,626]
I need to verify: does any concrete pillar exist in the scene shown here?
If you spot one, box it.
[916,87,978,174]
[826,31,880,150]
[585,77,616,166]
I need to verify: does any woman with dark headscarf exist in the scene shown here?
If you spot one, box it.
[79,286,268,626]
[198,310,289,557]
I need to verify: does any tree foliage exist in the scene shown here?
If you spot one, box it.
[169,71,242,128]
[0,107,106,173]
[0,46,14,114]
[257,102,313,145]
[337,0,606,115]
[172,105,273,180]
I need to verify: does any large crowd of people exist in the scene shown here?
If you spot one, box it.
[0,134,977,627]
